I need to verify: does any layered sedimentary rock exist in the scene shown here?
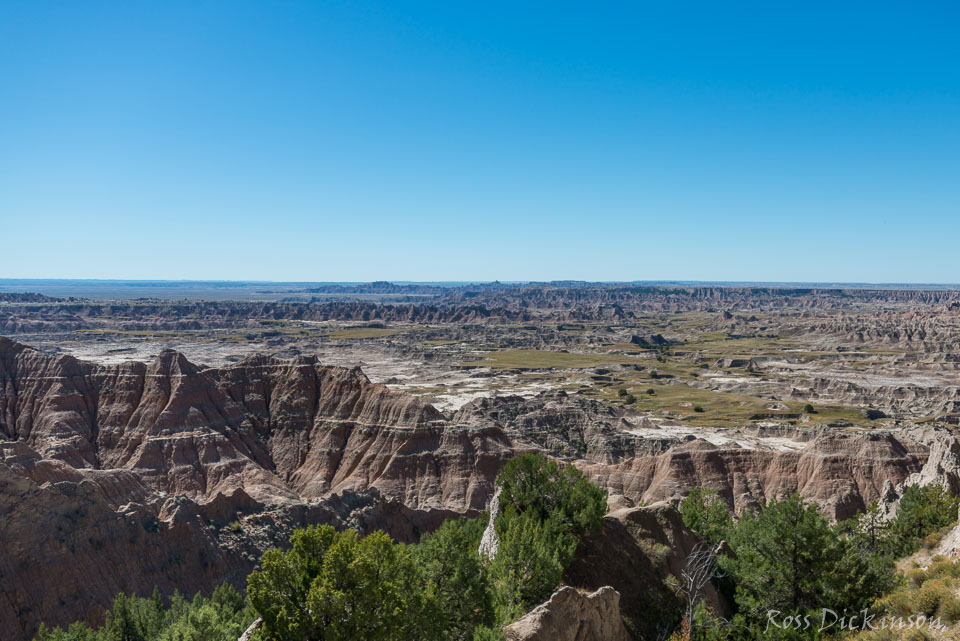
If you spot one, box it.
[0,337,508,511]
[0,338,510,637]
[455,390,674,463]
[0,455,458,639]
[0,336,951,638]
[504,586,631,641]
[578,434,927,520]
[7,284,960,335]
[458,388,928,520]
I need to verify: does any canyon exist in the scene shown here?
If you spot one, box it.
[3,282,960,639]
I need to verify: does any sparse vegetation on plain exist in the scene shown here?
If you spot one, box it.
[460,349,643,370]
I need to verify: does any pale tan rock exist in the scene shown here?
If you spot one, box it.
[577,433,928,521]
[478,486,501,560]
[504,586,630,641]
[238,617,262,641]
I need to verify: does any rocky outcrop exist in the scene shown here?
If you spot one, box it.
[504,586,630,641]
[564,502,725,640]
[237,618,262,641]
[0,455,457,639]
[578,433,927,520]
[0,337,509,511]
[457,390,930,521]
[902,427,960,493]
[8,285,960,336]
[0,460,239,637]
[0,338,512,638]
[0,336,951,638]
[455,391,675,463]
[478,486,501,560]
[871,427,960,521]
[0,301,529,334]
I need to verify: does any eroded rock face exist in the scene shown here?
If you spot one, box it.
[902,427,960,493]
[455,390,674,463]
[0,458,457,639]
[564,502,726,640]
[457,389,929,521]
[504,586,630,641]
[0,337,950,638]
[478,486,501,560]
[0,337,507,511]
[578,433,927,521]
[0,461,239,637]
[0,338,510,638]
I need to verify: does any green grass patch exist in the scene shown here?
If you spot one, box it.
[590,381,868,427]
[460,349,642,370]
[329,328,406,339]
[76,329,186,337]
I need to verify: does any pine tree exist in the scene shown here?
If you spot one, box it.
[679,488,733,546]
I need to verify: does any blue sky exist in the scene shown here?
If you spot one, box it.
[1,1,957,282]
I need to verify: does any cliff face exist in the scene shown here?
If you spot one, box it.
[564,502,726,640]
[0,462,243,634]
[578,434,927,521]
[0,455,458,639]
[0,338,511,638]
[457,389,928,520]
[0,337,950,638]
[0,337,507,511]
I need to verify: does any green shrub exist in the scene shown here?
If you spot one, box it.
[722,494,895,621]
[923,558,960,582]
[496,453,607,538]
[679,488,732,546]
[888,484,960,556]
[489,511,566,622]
[412,517,495,641]
[923,530,946,550]
[34,584,253,641]
[471,626,506,641]
[248,526,440,641]
[493,454,608,624]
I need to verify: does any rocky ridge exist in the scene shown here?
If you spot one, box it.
[1,337,956,637]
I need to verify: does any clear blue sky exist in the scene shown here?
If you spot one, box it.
[1,1,957,282]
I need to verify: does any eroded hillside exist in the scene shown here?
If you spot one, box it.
[4,284,960,638]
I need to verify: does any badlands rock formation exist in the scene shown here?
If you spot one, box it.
[504,586,631,641]
[458,390,929,519]
[579,433,928,520]
[0,337,508,510]
[0,335,956,637]
[6,284,960,335]
[564,502,726,639]
[0,337,508,637]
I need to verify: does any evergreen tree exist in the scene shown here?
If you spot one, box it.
[679,488,733,546]
[722,494,894,622]
[488,511,566,623]
[413,517,495,640]
[247,525,442,641]
[496,453,607,539]
[888,483,960,555]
